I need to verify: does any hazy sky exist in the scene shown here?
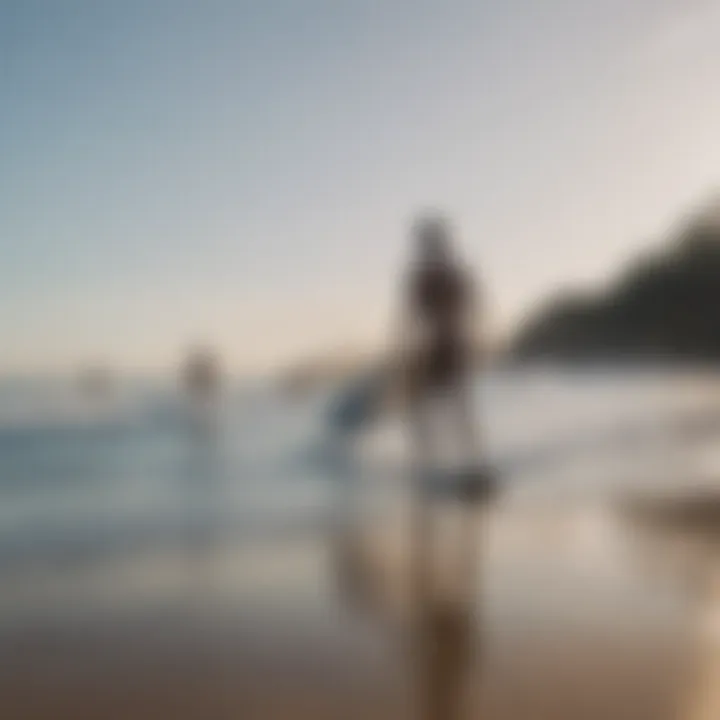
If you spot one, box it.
[2,0,720,373]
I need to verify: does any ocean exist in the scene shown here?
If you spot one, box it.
[2,368,719,607]
[2,368,720,718]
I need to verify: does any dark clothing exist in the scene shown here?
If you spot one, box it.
[408,262,473,390]
[412,263,468,332]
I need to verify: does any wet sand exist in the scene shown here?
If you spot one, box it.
[1,499,716,720]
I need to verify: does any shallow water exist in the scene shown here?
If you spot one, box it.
[1,369,719,718]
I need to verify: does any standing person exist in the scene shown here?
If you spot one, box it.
[397,214,486,720]
[399,213,481,473]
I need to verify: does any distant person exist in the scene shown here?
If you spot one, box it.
[77,365,114,401]
[182,346,221,407]
[399,214,481,479]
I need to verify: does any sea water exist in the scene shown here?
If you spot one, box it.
[1,368,720,621]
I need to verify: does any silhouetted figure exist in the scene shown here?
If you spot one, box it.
[400,214,480,471]
[325,216,489,720]
[77,365,114,402]
[396,215,500,720]
[182,346,221,408]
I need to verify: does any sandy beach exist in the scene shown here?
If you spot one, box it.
[1,497,716,720]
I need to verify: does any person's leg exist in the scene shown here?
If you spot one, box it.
[443,371,486,609]
[408,387,435,613]
[449,371,479,467]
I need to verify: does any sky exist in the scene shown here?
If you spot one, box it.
[2,0,720,374]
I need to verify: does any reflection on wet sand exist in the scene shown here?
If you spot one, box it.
[684,571,720,720]
[409,495,482,720]
[621,491,720,720]
[3,479,719,719]
[331,475,720,720]
[334,458,514,719]
[336,484,708,720]
[330,442,485,719]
